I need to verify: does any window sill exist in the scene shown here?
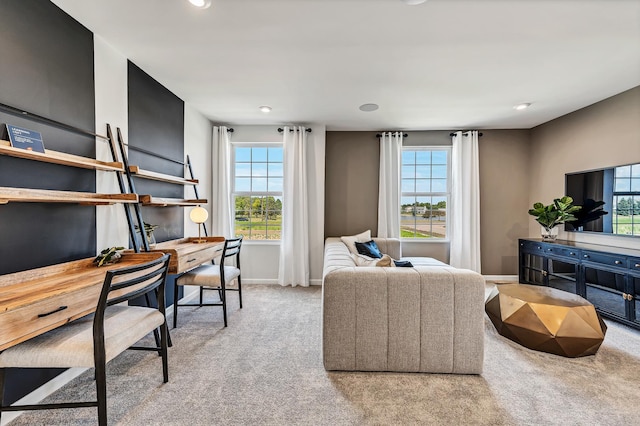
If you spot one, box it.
[242,240,281,246]
[401,239,450,243]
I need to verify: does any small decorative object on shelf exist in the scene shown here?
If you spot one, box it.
[135,222,158,248]
[5,124,46,153]
[93,246,125,267]
[528,196,580,240]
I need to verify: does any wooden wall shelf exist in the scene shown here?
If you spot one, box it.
[0,140,124,172]
[138,195,207,207]
[0,187,138,205]
[128,165,198,185]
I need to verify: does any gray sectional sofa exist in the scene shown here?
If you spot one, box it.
[322,237,485,374]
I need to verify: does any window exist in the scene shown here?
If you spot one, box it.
[400,148,450,239]
[612,163,640,236]
[233,145,283,240]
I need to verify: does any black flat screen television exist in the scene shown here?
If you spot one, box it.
[565,163,639,237]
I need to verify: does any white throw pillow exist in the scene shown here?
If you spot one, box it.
[340,230,371,255]
[350,253,377,266]
[350,253,396,267]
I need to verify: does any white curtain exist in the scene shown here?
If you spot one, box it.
[377,131,403,238]
[212,126,234,238]
[278,126,310,287]
[450,131,481,272]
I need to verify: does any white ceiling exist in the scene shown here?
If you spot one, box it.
[51,0,640,131]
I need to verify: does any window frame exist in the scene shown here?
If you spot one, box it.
[611,163,640,237]
[400,146,452,242]
[231,142,284,242]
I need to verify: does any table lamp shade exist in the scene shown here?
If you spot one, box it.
[190,206,208,224]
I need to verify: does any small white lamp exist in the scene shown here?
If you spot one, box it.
[189,206,209,243]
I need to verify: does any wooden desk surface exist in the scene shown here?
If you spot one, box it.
[147,237,225,274]
[0,252,164,351]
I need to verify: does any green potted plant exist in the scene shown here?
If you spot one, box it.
[134,222,159,247]
[528,196,581,240]
[93,246,125,267]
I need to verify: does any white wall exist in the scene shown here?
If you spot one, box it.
[183,104,213,239]
[228,125,326,285]
[94,35,129,252]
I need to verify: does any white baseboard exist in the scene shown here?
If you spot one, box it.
[242,278,279,285]
[483,275,518,282]
[0,367,88,426]
[242,279,323,286]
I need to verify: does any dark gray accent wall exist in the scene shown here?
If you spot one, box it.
[0,0,95,406]
[127,61,185,243]
[127,61,185,307]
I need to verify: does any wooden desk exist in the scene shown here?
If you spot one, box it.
[0,252,165,351]
[148,237,225,274]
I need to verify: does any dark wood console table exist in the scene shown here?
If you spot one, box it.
[519,238,640,330]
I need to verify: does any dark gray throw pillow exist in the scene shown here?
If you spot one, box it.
[355,240,382,259]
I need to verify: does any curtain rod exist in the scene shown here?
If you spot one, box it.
[0,101,110,141]
[376,132,408,138]
[449,131,483,137]
[277,127,312,133]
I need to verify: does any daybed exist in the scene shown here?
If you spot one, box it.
[322,236,485,374]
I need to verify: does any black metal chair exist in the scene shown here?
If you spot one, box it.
[0,253,171,426]
[174,237,243,328]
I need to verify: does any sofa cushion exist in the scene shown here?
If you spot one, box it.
[355,240,382,258]
[340,230,371,254]
[400,257,448,267]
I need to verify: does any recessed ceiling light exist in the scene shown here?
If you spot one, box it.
[188,0,212,9]
[514,103,531,111]
[402,0,428,5]
[259,105,272,113]
[359,103,379,112]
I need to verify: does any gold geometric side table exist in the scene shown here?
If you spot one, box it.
[485,284,607,357]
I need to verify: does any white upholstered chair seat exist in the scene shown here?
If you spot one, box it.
[173,237,243,328]
[177,264,240,287]
[0,306,164,369]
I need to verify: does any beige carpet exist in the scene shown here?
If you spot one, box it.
[5,283,640,425]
